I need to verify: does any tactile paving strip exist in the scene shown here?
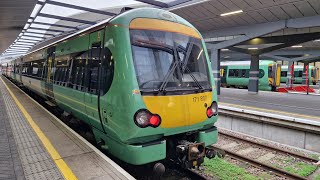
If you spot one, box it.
[0,88,25,180]
[0,79,64,180]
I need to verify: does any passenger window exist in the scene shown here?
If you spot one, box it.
[22,62,31,75]
[234,69,239,77]
[54,56,70,86]
[69,52,87,90]
[240,69,246,78]
[30,60,44,79]
[281,71,287,77]
[100,47,114,95]
[229,69,235,77]
[245,69,249,78]
[31,62,39,77]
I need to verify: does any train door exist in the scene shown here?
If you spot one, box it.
[269,63,281,87]
[84,30,105,132]
[268,64,274,86]
[44,47,56,100]
[276,64,281,86]
[220,66,227,85]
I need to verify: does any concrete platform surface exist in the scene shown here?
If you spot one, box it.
[219,87,320,122]
[0,76,135,180]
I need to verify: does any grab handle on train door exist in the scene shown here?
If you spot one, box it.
[102,108,108,123]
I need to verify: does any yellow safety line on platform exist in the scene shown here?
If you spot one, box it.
[0,77,77,180]
[220,102,320,121]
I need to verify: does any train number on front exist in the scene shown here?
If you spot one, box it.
[192,95,207,102]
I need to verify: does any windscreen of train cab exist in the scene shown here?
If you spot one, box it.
[129,18,211,93]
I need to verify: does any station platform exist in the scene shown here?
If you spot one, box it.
[0,76,134,180]
[219,87,320,122]
[218,87,320,152]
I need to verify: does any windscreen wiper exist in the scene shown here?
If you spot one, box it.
[158,44,180,94]
[132,39,174,54]
[180,42,194,72]
[158,60,179,94]
[184,66,205,91]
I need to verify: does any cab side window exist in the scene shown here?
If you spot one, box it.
[100,47,114,95]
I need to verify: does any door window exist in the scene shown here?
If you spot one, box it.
[87,44,101,95]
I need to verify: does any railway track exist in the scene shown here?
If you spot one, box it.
[213,131,319,179]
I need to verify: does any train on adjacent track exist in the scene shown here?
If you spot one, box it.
[220,60,281,91]
[280,65,319,85]
[2,8,219,170]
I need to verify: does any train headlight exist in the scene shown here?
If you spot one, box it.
[207,101,218,118]
[134,109,161,128]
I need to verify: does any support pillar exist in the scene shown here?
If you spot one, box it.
[286,61,294,88]
[211,49,221,95]
[248,54,259,94]
[302,62,309,85]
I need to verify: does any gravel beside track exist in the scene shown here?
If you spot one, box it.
[212,128,320,179]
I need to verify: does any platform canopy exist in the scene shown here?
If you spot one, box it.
[0,0,200,62]
[2,0,320,63]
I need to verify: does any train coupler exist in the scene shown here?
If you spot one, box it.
[176,141,205,169]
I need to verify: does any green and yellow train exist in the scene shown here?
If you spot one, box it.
[220,60,281,91]
[280,65,319,85]
[2,8,218,169]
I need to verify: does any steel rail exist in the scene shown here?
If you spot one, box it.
[219,131,318,163]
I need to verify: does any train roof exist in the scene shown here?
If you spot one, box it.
[221,60,276,66]
[18,7,198,61]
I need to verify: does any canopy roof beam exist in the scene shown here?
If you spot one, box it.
[30,21,79,30]
[23,31,55,36]
[41,0,116,16]
[135,0,191,8]
[38,13,96,25]
[21,35,45,39]
[28,27,65,33]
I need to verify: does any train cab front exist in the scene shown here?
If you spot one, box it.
[129,17,218,168]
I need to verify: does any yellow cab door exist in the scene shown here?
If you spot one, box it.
[276,64,281,86]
